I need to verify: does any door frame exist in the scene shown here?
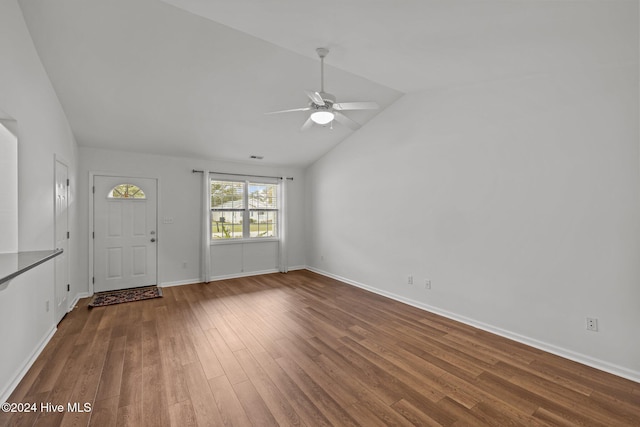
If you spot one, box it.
[54,155,70,322]
[89,172,160,295]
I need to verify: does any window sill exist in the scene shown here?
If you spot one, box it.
[211,238,279,246]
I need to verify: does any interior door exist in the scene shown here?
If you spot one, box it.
[94,176,157,292]
[54,160,69,323]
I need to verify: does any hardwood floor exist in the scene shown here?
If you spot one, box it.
[2,270,639,426]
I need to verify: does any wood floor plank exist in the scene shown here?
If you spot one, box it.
[94,335,126,402]
[117,323,143,409]
[338,338,457,426]
[57,333,110,427]
[346,400,415,427]
[251,353,335,427]
[3,270,638,427]
[231,380,279,427]
[187,326,225,380]
[437,396,491,427]
[141,321,170,427]
[471,400,550,427]
[115,403,142,427]
[589,390,640,424]
[87,395,118,427]
[167,400,197,427]
[204,327,248,385]
[208,375,252,426]
[157,335,191,406]
[233,347,310,426]
[212,314,247,353]
[25,332,79,396]
[224,314,269,357]
[181,361,225,426]
[275,355,360,427]
[390,398,443,427]
[274,337,359,407]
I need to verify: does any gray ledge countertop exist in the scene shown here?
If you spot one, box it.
[0,249,64,286]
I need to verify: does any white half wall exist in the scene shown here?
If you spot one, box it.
[0,119,18,254]
[0,0,78,401]
[305,64,640,380]
[78,147,305,289]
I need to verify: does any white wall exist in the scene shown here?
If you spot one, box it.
[305,64,640,380]
[78,147,305,290]
[0,119,18,253]
[0,0,78,401]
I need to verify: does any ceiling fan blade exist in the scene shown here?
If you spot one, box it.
[334,112,361,130]
[305,90,325,106]
[333,101,379,111]
[265,107,311,115]
[300,116,314,131]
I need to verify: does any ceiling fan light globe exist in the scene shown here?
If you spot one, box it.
[310,110,334,125]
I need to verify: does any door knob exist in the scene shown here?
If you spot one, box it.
[150,238,156,242]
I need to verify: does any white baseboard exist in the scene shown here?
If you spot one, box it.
[306,266,640,384]
[160,268,296,288]
[158,266,308,288]
[0,326,57,403]
[159,278,202,288]
[69,292,91,309]
[209,269,280,281]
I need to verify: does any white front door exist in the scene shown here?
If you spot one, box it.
[54,160,69,323]
[94,176,157,292]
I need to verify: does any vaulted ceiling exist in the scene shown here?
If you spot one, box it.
[18,0,637,166]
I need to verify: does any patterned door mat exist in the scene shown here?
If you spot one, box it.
[88,286,163,308]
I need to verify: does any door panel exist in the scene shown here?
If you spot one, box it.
[132,203,147,235]
[108,203,122,236]
[54,160,69,323]
[132,246,147,276]
[94,176,157,292]
[107,247,123,279]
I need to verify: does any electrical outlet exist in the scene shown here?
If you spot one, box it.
[407,275,413,285]
[424,279,431,289]
[586,317,598,332]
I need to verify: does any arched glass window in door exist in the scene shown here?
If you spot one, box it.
[107,183,146,199]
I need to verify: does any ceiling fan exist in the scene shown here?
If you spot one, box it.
[266,48,379,131]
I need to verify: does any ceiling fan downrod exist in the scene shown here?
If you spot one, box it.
[316,47,329,94]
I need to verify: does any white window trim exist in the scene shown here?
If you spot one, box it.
[210,175,280,243]
[210,237,279,246]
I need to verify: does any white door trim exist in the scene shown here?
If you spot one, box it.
[88,172,160,294]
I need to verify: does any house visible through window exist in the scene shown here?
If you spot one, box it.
[211,178,278,240]
[108,184,146,199]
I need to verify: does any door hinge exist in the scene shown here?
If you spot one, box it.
[92,186,95,194]
[67,231,70,239]
[92,277,95,284]
[92,231,95,239]
[67,284,70,292]
[66,178,70,186]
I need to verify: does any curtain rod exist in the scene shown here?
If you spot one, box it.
[192,169,293,180]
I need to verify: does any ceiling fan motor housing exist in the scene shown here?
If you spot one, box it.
[313,92,336,109]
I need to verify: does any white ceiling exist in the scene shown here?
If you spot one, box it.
[18,0,638,167]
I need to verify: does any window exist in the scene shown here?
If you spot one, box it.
[248,182,278,238]
[107,184,146,199]
[211,178,278,240]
